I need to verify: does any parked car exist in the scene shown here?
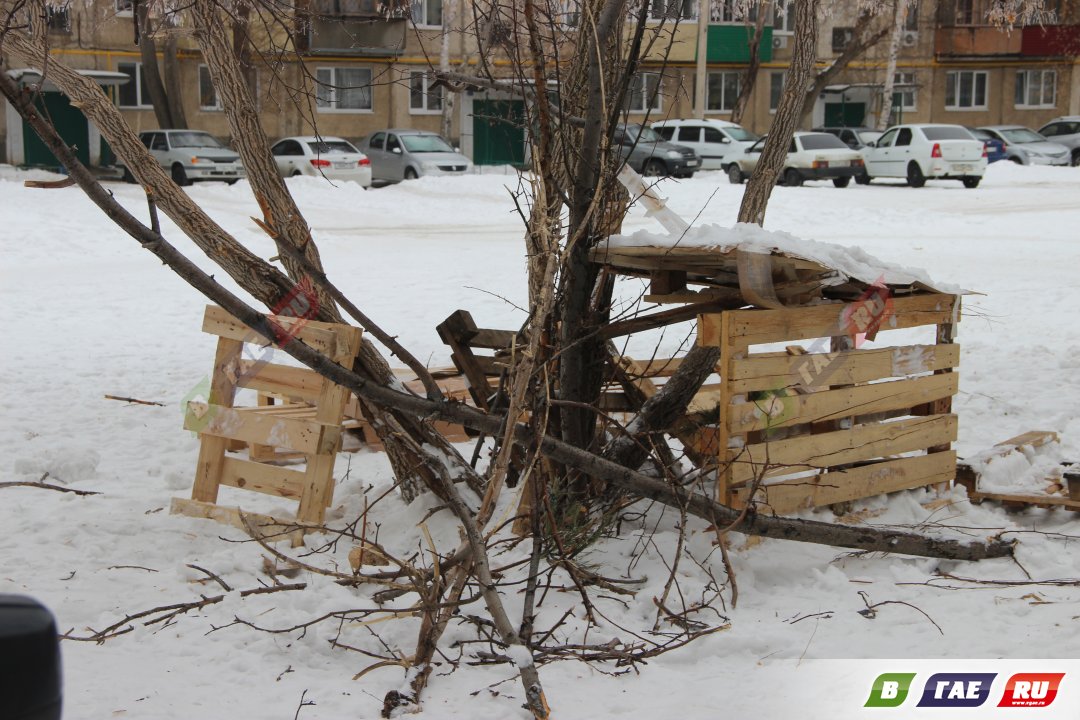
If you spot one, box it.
[977,125,1071,166]
[813,126,883,150]
[1036,116,1080,166]
[966,127,1008,163]
[651,118,758,170]
[614,123,700,178]
[270,136,372,187]
[727,131,865,187]
[122,129,246,186]
[358,130,471,184]
[859,124,986,188]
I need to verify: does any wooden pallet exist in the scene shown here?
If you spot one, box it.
[701,293,962,514]
[175,306,363,542]
[955,431,1080,511]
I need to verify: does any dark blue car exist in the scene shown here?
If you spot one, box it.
[967,127,1007,163]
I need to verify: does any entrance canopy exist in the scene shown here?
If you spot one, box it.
[6,68,129,92]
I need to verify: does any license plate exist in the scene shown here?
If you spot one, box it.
[688,160,699,167]
[333,162,351,169]
[953,163,973,172]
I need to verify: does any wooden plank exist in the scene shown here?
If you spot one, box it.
[732,451,957,514]
[699,294,958,347]
[729,344,961,393]
[185,402,341,455]
[202,305,338,355]
[219,457,306,498]
[190,337,243,504]
[728,373,958,434]
[471,328,516,350]
[170,497,311,540]
[730,414,958,485]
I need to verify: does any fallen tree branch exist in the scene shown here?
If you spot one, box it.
[104,394,166,406]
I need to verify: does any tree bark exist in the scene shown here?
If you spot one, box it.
[162,34,188,129]
[877,0,906,130]
[798,10,892,124]
[731,4,770,124]
[136,0,174,128]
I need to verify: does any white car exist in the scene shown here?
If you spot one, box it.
[123,130,246,186]
[270,136,373,187]
[652,118,758,170]
[727,131,865,187]
[859,124,986,189]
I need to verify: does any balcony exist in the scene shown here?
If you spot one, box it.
[705,25,773,63]
[1021,24,1080,57]
[934,26,1021,57]
[303,0,408,56]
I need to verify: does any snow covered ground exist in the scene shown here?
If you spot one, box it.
[2,162,1080,719]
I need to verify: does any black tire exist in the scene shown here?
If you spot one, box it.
[854,172,871,185]
[171,163,191,187]
[832,176,851,188]
[642,159,666,177]
[783,168,803,187]
[404,167,419,180]
[1010,156,1024,165]
[121,167,135,183]
[226,179,239,186]
[291,170,302,177]
[962,176,981,189]
[1071,150,1080,167]
[906,161,926,188]
[727,164,744,185]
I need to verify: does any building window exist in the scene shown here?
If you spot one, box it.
[198,65,221,110]
[710,0,755,23]
[773,0,794,33]
[769,71,785,112]
[944,70,987,110]
[1015,69,1056,108]
[116,62,151,108]
[46,4,71,33]
[894,71,917,110]
[411,0,442,27]
[903,1,918,31]
[648,0,697,22]
[952,0,988,25]
[626,72,662,113]
[707,70,740,112]
[831,26,855,52]
[115,0,133,15]
[409,71,443,113]
[315,67,373,112]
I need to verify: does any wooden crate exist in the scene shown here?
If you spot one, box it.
[700,293,961,514]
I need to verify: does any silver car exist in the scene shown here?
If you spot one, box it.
[123,130,246,186]
[977,125,1071,166]
[1037,116,1080,167]
[358,129,472,184]
[270,136,372,187]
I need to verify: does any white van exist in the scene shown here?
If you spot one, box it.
[651,119,759,171]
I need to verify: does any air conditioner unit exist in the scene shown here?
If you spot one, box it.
[772,35,788,50]
[901,30,918,47]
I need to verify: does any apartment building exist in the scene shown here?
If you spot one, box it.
[3,0,1078,168]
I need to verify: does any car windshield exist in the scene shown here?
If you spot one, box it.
[799,134,848,150]
[999,128,1046,144]
[169,132,225,149]
[623,125,663,144]
[921,126,974,141]
[401,134,455,153]
[725,127,759,142]
[308,141,357,154]
[856,130,882,145]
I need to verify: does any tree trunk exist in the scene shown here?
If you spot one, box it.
[162,34,188,129]
[738,0,819,226]
[730,4,770,125]
[877,0,906,130]
[136,0,174,128]
[799,11,892,124]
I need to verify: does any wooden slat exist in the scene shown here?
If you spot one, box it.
[237,361,323,402]
[730,414,958,485]
[470,328,516,350]
[729,344,961,393]
[699,294,959,347]
[219,457,306,498]
[190,337,243,504]
[185,402,341,455]
[170,497,311,540]
[202,305,338,355]
[728,373,958,434]
[732,451,957,514]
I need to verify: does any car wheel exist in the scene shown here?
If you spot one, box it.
[962,176,981,189]
[1010,156,1024,165]
[854,172,871,185]
[832,176,851,188]
[1071,150,1080,167]
[171,163,191,187]
[291,170,302,177]
[121,167,135,183]
[404,167,419,180]
[642,159,666,177]
[727,164,744,185]
[226,179,239,186]
[783,168,803,187]
[906,161,926,188]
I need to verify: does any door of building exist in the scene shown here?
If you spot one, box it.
[824,102,866,127]
[23,91,89,169]
[471,100,525,166]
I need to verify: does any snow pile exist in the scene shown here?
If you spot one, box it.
[969,440,1067,496]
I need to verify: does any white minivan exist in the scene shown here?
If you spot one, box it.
[651,119,759,171]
